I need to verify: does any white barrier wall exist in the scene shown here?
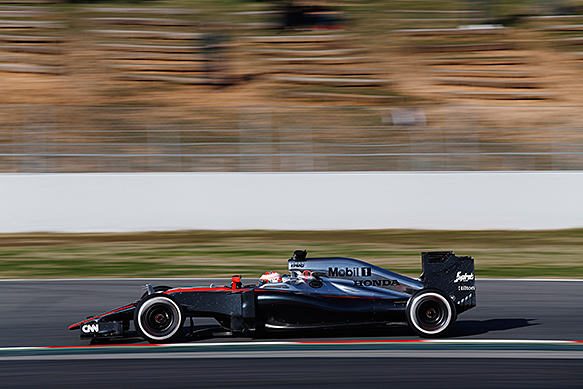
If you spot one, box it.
[1,172,582,232]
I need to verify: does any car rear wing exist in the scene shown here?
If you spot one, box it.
[420,251,476,314]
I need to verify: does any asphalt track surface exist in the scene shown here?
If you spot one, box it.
[1,278,582,388]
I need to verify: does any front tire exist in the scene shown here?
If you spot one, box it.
[134,294,184,343]
[406,289,456,338]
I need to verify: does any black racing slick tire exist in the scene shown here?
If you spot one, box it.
[406,289,456,338]
[134,294,184,343]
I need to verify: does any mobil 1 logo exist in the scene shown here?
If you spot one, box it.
[328,267,372,278]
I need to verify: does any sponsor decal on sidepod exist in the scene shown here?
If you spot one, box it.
[353,279,400,287]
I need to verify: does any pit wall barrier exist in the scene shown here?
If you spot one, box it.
[1,172,582,232]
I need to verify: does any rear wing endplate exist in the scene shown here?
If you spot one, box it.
[420,251,476,313]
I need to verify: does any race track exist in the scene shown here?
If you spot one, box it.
[1,279,582,388]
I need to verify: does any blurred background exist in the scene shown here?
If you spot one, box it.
[2,0,583,173]
[3,7,583,385]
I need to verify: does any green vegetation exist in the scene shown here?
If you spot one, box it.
[1,229,582,279]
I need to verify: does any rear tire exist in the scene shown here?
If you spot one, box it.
[134,294,184,343]
[406,289,456,338]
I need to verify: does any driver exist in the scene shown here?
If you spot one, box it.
[259,270,314,286]
[259,271,282,285]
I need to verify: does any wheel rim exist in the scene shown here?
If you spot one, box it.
[145,304,174,333]
[416,299,446,329]
[409,292,452,335]
[137,296,182,341]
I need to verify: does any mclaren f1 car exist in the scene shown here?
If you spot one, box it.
[69,251,476,342]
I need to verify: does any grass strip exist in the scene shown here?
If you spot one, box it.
[0,229,582,279]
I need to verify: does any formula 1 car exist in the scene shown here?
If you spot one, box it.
[69,251,475,342]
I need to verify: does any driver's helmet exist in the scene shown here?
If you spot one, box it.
[259,271,282,285]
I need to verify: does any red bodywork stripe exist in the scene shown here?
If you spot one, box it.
[68,304,135,330]
[167,287,397,300]
[164,287,249,293]
[254,289,397,300]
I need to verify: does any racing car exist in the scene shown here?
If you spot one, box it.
[69,250,475,342]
